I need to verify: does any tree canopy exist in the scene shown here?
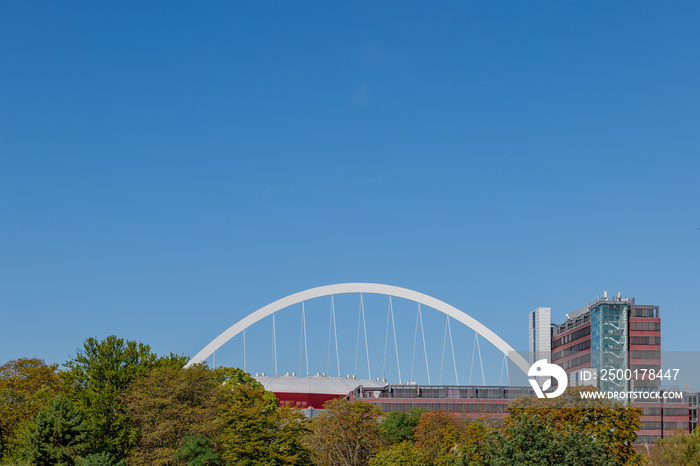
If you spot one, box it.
[0,358,63,461]
[62,335,188,458]
[307,399,386,466]
[506,385,642,464]
[24,394,89,466]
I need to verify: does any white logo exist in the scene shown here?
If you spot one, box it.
[528,359,568,399]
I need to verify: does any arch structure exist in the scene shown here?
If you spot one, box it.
[184,283,530,374]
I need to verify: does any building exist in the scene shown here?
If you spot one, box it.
[689,392,698,433]
[550,291,661,393]
[528,307,551,364]
[254,373,386,411]
[354,384,534,420]
[548,291,687,441]
[254,373,535,419]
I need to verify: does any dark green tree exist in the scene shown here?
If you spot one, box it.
[381,408,424,444]
[174,434,221,466]
[488,412,616,466]
[507,385,643,464]
[63,335,188,458]
[24,394,89,466]
[79,452,126,466]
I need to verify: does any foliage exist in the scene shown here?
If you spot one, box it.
[122,365,226,466]
[173,435,220,466]
[413,411,491,465]
[488,411,616,466]
[213,367,263,388]
[414,410,469,464]
[213,366,278,413]
[307,399,386,466]
[62,335,188,458]
[23,394,89,466]
[381,408,424,444]
[78,452,126,466]
[507,385,643,464]
[0,358,63,460]
[216,383,312,465]
[370,441,429,466]
[645,428,700,465]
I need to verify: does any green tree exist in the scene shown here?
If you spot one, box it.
[370,442,429,466]
[507,385,642,464]
[23,394,89,466]
[174,435,220,466]
[0,358,62,460]
[216,383,312,465]
[78,452,126,466]
[645,428,700,465]
[488,412,616,466]
[123,365,226,466]
[214,366,278,412]
[381,408,424,444]
[307,399,385,466]
[214,367,263,388]
[63,335,188,458]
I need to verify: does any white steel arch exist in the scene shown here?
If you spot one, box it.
[184,283,530,374]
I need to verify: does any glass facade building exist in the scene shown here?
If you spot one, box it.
[590,301,629,393]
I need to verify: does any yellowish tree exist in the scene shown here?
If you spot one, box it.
[0,358,62,460]
[414,410,491,465]
[307,399,385,466]
[216,383,312,466]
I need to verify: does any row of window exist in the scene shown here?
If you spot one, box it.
[552,325,591,349]
[376,402,508,413]
[631,336,661,346]
[642,421,685,430]
[631,307,659,318]
[630,350,661,361]
[632,379,660,388]
[384,387,531,400]
[552,340,591,360]
[642,407,688,416]
[630,321,660,331]
[557,353,591,370]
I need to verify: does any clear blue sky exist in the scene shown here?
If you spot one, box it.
[1,1,698,384]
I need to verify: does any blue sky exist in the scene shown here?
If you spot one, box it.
[1,1,698,385]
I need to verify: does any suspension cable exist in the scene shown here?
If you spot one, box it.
[354,294,362,378]
[447,317,458,385]
[332,296,340,377]
[303,301,309,376]
[361,294,371,380]
[390,296,402,383]
[469,332,476,385]
[440,315,448,384]
[382,297,391,381]
[418,304,430,385]
[272,312,278,376]
[410,303,419,383]
[476,333,485,385]
[327,297,333,376]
